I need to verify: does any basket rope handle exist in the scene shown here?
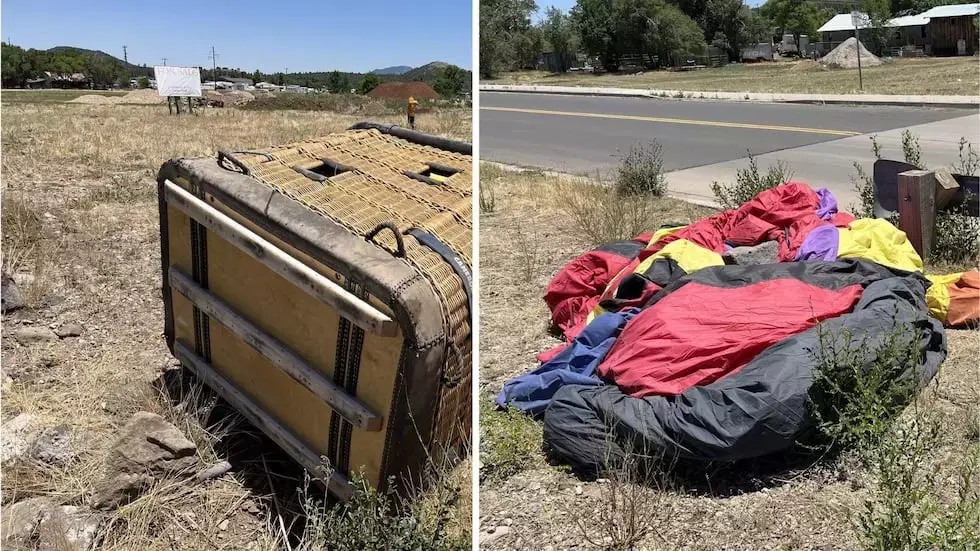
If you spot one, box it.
[364,221,406,258]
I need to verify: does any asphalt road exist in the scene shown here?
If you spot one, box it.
[480,92,973,205]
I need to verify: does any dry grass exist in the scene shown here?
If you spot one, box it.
[2,89,129,104]
[477,168,980,550]
[487,56,980,96]
[1,101,472,549]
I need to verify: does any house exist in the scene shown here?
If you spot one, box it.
[817,3,978,56]
[921,3,979,55]
[816,11,929,51]
[254,81,280,91]
[217,76,253,91]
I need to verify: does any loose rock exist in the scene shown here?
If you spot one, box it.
[1,497,54,545]
[32,425,76,465]
[483,525,511,543]
[93,411,198,509]
[2,275,26,313]
[55,324,84,338]
[13,327,58,345]
[2,413,41,464]
[37,505,102,551]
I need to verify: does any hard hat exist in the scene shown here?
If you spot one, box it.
[408,96,418,103]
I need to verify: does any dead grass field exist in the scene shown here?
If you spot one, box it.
[2,89,130,104]
[477,167,980,550]
[487,56,980,96]
[1,101,472,549]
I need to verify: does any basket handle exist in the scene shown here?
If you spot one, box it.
[364,222,406,258]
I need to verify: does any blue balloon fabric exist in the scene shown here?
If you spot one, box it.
[495,308,639,417]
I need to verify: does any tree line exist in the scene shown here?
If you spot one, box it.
[1,43,136,89]
[480,0,955,77]
[1,42,470,98]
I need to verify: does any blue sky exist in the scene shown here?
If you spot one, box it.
[1,0,472,73]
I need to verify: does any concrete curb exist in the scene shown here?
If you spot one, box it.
[480,84,980,109]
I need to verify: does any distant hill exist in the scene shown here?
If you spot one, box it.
[371,65,412,75]
[401,62,451,82]
[47,46,153,76]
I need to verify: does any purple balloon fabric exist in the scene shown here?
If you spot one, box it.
[815,188,838,221]
[796,224,840,261]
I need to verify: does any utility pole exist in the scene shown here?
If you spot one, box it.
[209,46,219,89]
[161,57,168,66]
[122,45,128,64]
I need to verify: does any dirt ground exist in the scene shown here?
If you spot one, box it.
[1,101,472,549]
[477,168,980,550]
[486,56,980,96]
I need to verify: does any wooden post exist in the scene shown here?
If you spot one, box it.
[186,96,193,114]
[167,96,174,115]
[175,96,183,114]
[897,169,936,260]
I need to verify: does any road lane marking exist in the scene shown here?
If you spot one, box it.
[481,106,861,136]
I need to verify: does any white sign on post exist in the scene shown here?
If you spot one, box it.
[154,66,202,97]
[851,10,866,28]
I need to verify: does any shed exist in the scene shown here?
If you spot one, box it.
[817,11,930,49]
[921,3,979,55]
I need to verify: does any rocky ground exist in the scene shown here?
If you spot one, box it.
[477,167,980,550]
[0,101,472,550]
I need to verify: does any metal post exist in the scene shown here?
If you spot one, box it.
[855,27,863,90]
[851,11,864,90]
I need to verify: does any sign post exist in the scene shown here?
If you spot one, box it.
[851,11,864,90]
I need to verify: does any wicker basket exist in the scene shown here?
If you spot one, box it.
[157,123,471,499]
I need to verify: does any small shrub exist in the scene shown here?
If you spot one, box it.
[902,129,924,169]
[809,320,980,549]
[851,135,882,218]
[931,196,980,267]
[808,321,922,457]
[851,161,878,219]
[479,177,496,213]
[1,194,43,276]
[855,410,980,551]
[513,221,540,286]
[954,137,980,176]
[577,453,672,551]
[480,396,543,482]
[554,177,662,246]
[288,471,467,551]
[616,141,667,197]
[710,152,791,209]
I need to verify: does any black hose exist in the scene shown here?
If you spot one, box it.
[364,221,406,257]
[348,121,471,156]
[403,170,445,187]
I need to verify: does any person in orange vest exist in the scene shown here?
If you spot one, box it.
[407,96,418,129]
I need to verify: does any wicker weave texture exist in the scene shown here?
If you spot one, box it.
[233,128,472,450]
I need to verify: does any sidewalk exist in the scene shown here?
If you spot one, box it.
[665,114,980,209]
[480,84,980,109]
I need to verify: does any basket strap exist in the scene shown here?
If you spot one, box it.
[408,228,472,330]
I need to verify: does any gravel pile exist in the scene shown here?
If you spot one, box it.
[67,94,119,104]
[820,37,882,69]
